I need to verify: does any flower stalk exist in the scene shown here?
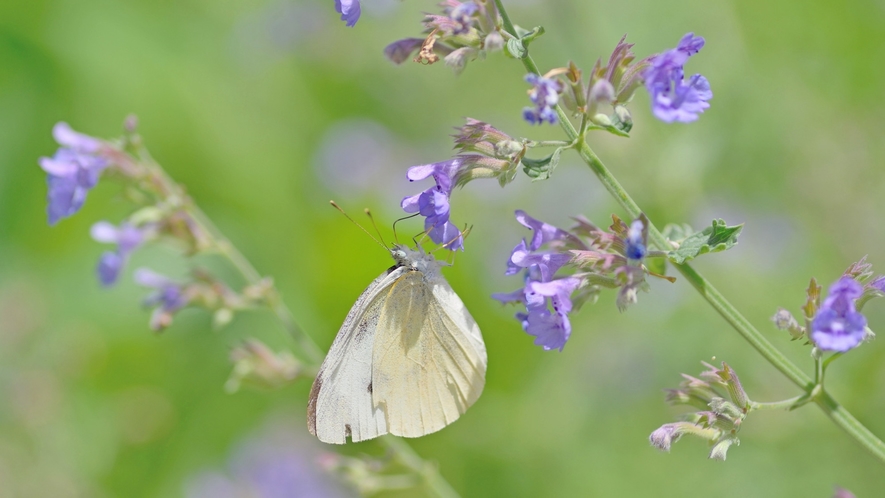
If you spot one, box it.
[492,0,885,465]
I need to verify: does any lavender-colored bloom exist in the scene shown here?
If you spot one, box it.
[135,269,189,330]
[811,277,867,352]
[91,221,148,286]
[448,2,478,35]
[644,33,712,123]
[39,122,108,225]
[625,219,646,260]
[334,0,360,27]
[383,38,425,64]
[522,74,561,125]
[496,211,585,350]
[401,159,464,250]
[869,275,885,293]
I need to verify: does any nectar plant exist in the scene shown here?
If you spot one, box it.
[37,0,885,495]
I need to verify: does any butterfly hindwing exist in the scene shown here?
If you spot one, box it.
[372,269,487,438]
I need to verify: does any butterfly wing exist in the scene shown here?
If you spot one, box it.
[308,266,406,444]
[371,270,487,438]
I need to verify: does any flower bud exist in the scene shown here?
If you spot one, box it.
[483,31,504,52]
[708,436,739,461]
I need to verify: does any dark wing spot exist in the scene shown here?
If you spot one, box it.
[344,424,352,437]
[367,381,373,394]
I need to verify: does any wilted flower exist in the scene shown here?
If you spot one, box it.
[523,74,562,125]
[91,221,152,286]
[38,122,109,225]
[334,0,360,27]
[644,33,712,123]
[135,268,190,331]
[401,159,464,250]
[810,277,867,352]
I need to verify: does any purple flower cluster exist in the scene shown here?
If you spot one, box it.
[493,211,582,351]
[401,159,464,250]
[811,277,868,352]
[624,219,647,260]
[38,122,108,225]
[92,221,151,286]
[334,0,360,27]
[522,74,562,125]
[644,33,712,123]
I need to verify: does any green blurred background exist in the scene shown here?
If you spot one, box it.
[2,0,885,496]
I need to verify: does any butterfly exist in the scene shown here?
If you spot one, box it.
[308,243,487,444]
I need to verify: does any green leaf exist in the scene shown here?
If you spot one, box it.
[521,147,563,181]
[506,39,527,59]
[667,219,743,264]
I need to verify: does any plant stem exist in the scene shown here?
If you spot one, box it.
[381,437,460,498]
[493,0,885,465]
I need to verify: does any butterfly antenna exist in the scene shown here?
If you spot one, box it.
[363,208,387,247]
[329,200,386,250]
[392,213,419,245]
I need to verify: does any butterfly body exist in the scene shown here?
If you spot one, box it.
[308,245,487,444]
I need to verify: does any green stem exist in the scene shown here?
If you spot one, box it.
[749,395,805,411]
[492,0,885,465]
[381,437,460,498]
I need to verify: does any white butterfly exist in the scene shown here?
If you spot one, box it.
[308,244,487,444]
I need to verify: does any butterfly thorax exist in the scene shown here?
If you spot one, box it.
[390,245,443,278]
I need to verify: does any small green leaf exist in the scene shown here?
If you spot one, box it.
[506,38,527,59]
[519,26,545,47]
[521,147,563,181]
[667,219,743,264]
[661,223,694,245]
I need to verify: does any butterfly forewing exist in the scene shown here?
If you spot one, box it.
[308,266,406,444]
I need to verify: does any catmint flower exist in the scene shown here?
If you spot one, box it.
[334,0,360,27]
[401,159,464,250]
[522,74,562,125]
[810,277,867,352]
[38,122,109,225]
[494,211,585,351]
[452,119,524,187]
[91,221,151,286]
[135,268,190,331]
[447,2,478,35]
[624,219,647,260]
[644,33,712,123]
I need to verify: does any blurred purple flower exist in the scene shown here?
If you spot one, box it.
[38,122,109,225]
[335,0,360,27]
[522,74,561,125]
[135,269,189,331]
[644,33,712,123]
[811,277,867,352]
[91,221,149,286]
[448,2,478,35]
[624,219,646,260]
[184,422,352,498]
[401,159,464,250]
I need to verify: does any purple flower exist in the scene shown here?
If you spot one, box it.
[644,33,712,123]
[811,277,868,352]
[135,268,189,331]
[334,0,360,27]
[448,2,478,35]
[92,221,149,286]
[625,219,647,260]
[495,211,584,351]
[38,122,109,225]
[522,74,562,125]
[401,159,464,250]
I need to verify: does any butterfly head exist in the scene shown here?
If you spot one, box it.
[390,244,442,275]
